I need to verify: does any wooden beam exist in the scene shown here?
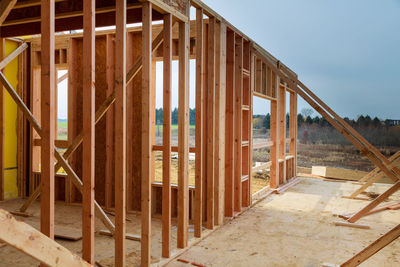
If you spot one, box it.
[82,0,95,263]
[206,17,215,229]
[115,0,127,266]
[358,151,400,184]
[234,34,243,211]
[269,72,279,189]
[162,13,172,258]
[224,29,235,217]
[289,92,297,176]
[278,84,286,184]
[14,0,65,9]
[0,42,28,70]
[0,0,16,25]
[214,20,226,225]
[141,1,152,265]
[40,0,55,242]
[0,208,90,266]
[0,38,4,201]
[143,0,188,23]
[341,224,400,267]
[194,7,204,237]
[177,18,190,248]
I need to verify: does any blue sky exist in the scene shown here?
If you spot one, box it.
[199,0,400,119]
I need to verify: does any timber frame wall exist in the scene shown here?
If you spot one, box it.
[0,0,298,266]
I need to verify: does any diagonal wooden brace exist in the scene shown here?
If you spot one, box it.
[0,72,118,233]
[358,151,400,184]
[18,26,167,213]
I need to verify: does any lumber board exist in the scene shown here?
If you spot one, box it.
[115,0,127,266]
[341,224,400,266]
[278,84,286,184]
[162,13,172,258]
[0,38,4,201]
[269,72,279,189]
[141,2,152,265]
[194,7,204,237]
[0,0,16,25]
[40,0,55,240]
[0,209,90,266]
[177,19,190,248]
[334,221,371,230]
[0,42,27,70]
[82,0,96,263]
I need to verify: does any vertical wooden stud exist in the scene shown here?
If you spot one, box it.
[194,8,204,238]
[115,0,127,266]
[141,1,152,265]
[269,72,279,189]
[234,35,243,212]
[0,38,4,201]
[82,0,95,263]
[224,30,235,217]
[278,84,286,184]
[177,19,190,248]
[206,17,215,229]
[162,13,172,258]
[289,91,298,176]
[40,0,55,242]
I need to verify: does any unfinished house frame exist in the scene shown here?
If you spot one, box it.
[0,0,397,266]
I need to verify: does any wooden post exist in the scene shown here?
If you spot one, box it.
[278,84,286,184]
[206,17,215,229]
[141,1,152,265]
[0,39,4,201]
[40,0,55,242]
[269,71,279,189]
[115,0,127,266]
[214,21,226,225]
[194,8,204,238]
[224,30,235,217]
[289,91,297,176]
[82,0,95,263]
[177,19,189,248]
[162,13,172,258]
[234,35,243,212]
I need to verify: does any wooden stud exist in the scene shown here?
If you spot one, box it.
[115,0,127,266]
[162,13,172,258]
[224,29,235,217]
[269,73,279,189]
[234,34,243,211]
[289,92,297,176]
[177,18,190,248]
[278,84,286,184]
[206,17,215,229]
[214,21,226,225]
[40,0,55,241]
[141,1,152,265]
[194,8,204,237]
[82,0,95,263]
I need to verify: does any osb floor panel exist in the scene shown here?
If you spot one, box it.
[1,178,399,266]
[166,178,400,267]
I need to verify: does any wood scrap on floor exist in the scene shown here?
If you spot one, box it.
[334,221,371,229]
[9,210,33,217]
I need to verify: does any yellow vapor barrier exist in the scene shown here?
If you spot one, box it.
[3,39,19,199]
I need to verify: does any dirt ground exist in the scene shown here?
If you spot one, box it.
[166,178,400,267]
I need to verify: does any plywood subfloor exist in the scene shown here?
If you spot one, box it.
[166,178,400,267]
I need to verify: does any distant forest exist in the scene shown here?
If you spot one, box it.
[155,108,195,125]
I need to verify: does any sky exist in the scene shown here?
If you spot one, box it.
[58,0,400,120]
[198,0,400,119]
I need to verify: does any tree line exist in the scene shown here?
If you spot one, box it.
[155,108,196,125]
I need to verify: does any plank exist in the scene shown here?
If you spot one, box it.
[162,13,172,258]
[194,7,204,237]
[358,151,400,183]
[115,0,127,266]
[82,0,95,263]
[341,224,400,267]
[0,209,90,266]
[224,29,235,217]
[141,1,152,265]
[0,0,16,25]
[278,84,286,184]
[0,42,28,70]
[0,38,4,201]
[334,221,371,230]
[234,34,243,212]
[40,0,55,241]
[269,72,279,189]
[178,19,190,248]
[206,17,215,229]
[289,91,297,175]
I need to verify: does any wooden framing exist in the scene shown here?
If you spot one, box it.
[40,0,55,241]
[278,84,286,184]
[141,1,152,265]
[269,72,279,189]
[162,12,172,258]
[177,17,190,248]
[194,7,204,237]
[0,38,4,201]
[0,0,16,25]
[82,0,95,263]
